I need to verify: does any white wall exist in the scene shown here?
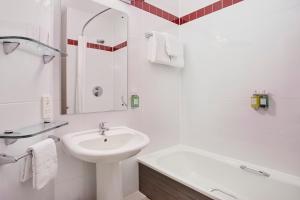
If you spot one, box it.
[0,0,181,200]
[0,1,55,200]
[4,0,299,199]
[180,0,300,176]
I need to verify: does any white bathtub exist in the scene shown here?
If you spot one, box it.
[138,145,300,200]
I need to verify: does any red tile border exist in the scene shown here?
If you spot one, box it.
[130,0,243,25]
[113,41,128,52]
[196,8,205,19]
[204,4,213,15]
[131,0,180,25]
[223,0,233,8]
[67,39,77,46]
[213,1,222,12]
[67,39,127,52]
[233,0,243,4]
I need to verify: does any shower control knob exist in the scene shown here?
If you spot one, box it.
[93,86,103,97]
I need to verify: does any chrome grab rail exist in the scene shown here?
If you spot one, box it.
[240,165,270,178]
[210,188,238,199]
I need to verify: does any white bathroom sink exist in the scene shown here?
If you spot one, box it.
[62,126,150,163]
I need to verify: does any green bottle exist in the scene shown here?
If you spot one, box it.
[131,95,139,108]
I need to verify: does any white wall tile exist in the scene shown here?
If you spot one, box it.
[180,0,300,176]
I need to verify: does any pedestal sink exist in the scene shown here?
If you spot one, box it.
[62,127,150,200]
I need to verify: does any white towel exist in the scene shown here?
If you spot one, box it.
[164,33,182,57]
[147,31,184,68]
[75,36,87,113]
[21,139,58,190]
[20,154,33,183]
[164,33,185,68]
[147,31,170,66]
[169,52,185,68]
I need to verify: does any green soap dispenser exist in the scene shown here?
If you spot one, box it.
[131,95,139,108]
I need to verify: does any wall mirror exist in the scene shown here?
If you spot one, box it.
[61,0,128,114]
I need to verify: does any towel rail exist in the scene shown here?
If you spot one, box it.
[0,135,60,165]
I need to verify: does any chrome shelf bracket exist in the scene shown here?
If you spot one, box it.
[4,138,18,145]
[43,55,56,64]
[0,36,67,64]
[3,41,20,55]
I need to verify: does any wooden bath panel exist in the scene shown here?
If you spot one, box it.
[139,163,213,200]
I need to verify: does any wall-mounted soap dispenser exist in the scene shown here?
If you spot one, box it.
[259,94,269,109]
[251,91,269,110]
[131,94,140,108]
[251,93,260,110]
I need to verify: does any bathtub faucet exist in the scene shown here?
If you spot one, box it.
[99,122,109,135]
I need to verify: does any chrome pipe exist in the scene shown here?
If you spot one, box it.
[81,8,111,36]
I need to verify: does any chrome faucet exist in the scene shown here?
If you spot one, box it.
[99,122,109,135]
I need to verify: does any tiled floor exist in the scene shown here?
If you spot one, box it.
[125,191,150,200]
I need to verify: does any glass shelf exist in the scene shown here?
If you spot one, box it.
[0,36,67,64]
[0,121,68,139]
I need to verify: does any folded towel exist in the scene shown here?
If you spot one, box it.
[164,33,184,68]
[164,33,183,57]
[147,31,184,68]
[27,139,58,190]
[170,53,185,68]
[147,31,170,66]
[20,154,33,183]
